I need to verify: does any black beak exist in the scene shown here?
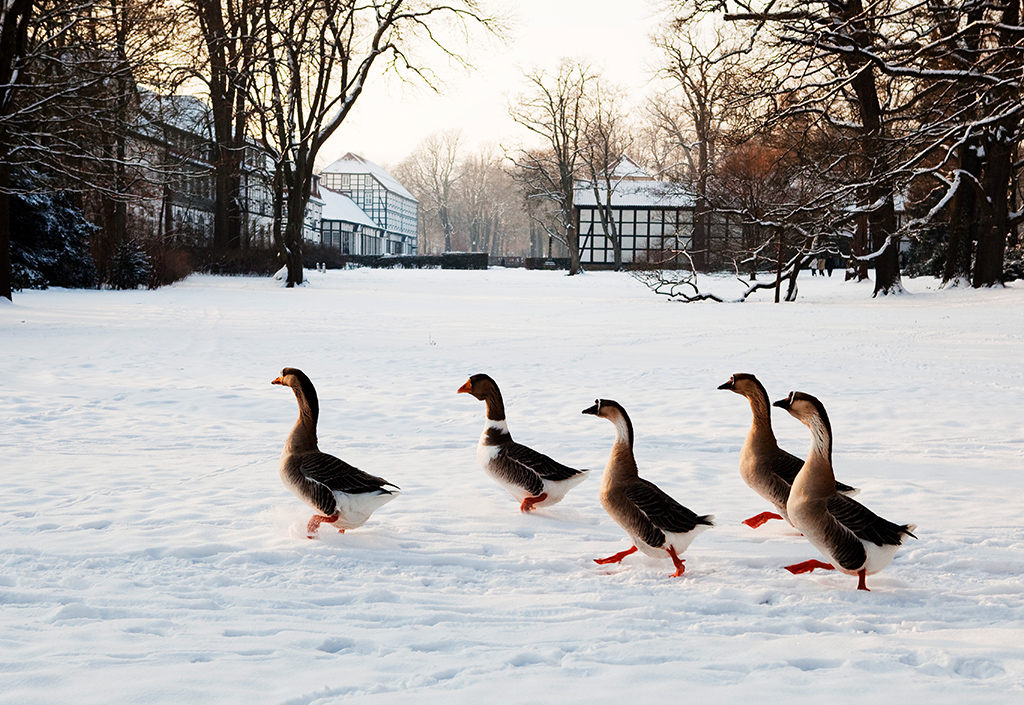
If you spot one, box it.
[717,380,733,390]
[581,402,600,416]
[772,395,792,410]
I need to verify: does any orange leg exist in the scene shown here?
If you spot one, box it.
[595,545,638,565]
[785,559,835,574]
[856,568,870,591]
[666,545,686,577]
[743,511,784,529]
[519,493,549,512]
[307,513,340,536]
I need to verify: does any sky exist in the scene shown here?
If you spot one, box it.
[321,0,670,170]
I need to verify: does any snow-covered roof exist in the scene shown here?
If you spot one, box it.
[137,91,212,138]
[574,180,696,209]
[320,186,380,229]
[320,152,417,202]
[611,155,651,180]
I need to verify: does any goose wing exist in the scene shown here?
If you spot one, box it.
[816,511,869,572]
[770,448,804,485]
[485,445,545,496]
[827,493,913,547]
[625,478,712,535]
[300,451,398,495]
[503,442,586,483]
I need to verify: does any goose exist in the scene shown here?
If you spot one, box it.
[718,373,857,528]
[457,374,589,511]
[583,399,713,577]
[773,391,916,591]
[273,368,398,536]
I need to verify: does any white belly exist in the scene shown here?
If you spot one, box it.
[328,490,398,530]
[633,524,712,559]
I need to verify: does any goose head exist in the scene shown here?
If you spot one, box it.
[718,373,768,400]
[272,367,319,424]
[457,373,498,400]
[272,367,306,389]
[773,391,833,462]
[458,373,506,421]
[582,398,634,448]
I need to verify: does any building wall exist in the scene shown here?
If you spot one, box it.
[577,206,694,264]
[319,171,417,253]
[320,220,384,255]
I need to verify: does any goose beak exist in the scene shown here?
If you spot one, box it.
[772,396,791,410]
[581,403,599,416]
[457,379,473,394]
[717,379,733,390]
[271,376,284,385]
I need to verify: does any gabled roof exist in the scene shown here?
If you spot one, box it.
[320,152,417,202]
[611,155,651,181]
[137,91,212,138]
[320,186,381,229]
[574,179,696,208]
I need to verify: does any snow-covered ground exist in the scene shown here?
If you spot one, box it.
[2,268,1022,704]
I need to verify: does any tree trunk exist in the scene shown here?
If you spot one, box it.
[567,199,581,274]
[774,228,783,303]
[0,160,11,301]
[943,143,979,285]
[972,1,1019,287]
[975,126,1012,287]
[869,191,901,296]
[282,175,309,286]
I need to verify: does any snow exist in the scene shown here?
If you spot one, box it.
[1,269,1022,704]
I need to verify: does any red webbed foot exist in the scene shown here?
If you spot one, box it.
[667,546,686,577]
[520,493,549,512]
[743,511,784,529]
[595,545,638,565]
[307,513,340,537]
[856,568,870,591]
[785,559,835,574]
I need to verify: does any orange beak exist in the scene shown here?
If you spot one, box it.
[457,379,473,394]
[272,376,283,385]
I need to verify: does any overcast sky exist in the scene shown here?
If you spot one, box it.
[320,0,668,170]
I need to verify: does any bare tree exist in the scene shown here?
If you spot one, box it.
[250,0,493,287]
[186,0,259,251]
[0,0,35,300]
[1,0,182,298]
[509,59,593,275]
[455,146,528,256]
[394,129,462,252]
[578,76,630,270]
[669,1,904,295]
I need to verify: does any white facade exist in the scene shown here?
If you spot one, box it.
[317,185,386,255]
[319,153,418,254]
[575,158,696,266]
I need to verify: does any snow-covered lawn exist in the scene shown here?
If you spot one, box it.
[2,268,1022,704]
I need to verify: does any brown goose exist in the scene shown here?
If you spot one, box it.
[773,391,916,591]
[273,368,398,536]
[458,374,588,512]
[718,373,857,528]
[583,399,713,577]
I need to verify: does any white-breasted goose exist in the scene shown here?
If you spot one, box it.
[719,373,857,528]
[273,368,398,536]
[458,374,589,512]
[773,391,916,591]
[583,399,713,577]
